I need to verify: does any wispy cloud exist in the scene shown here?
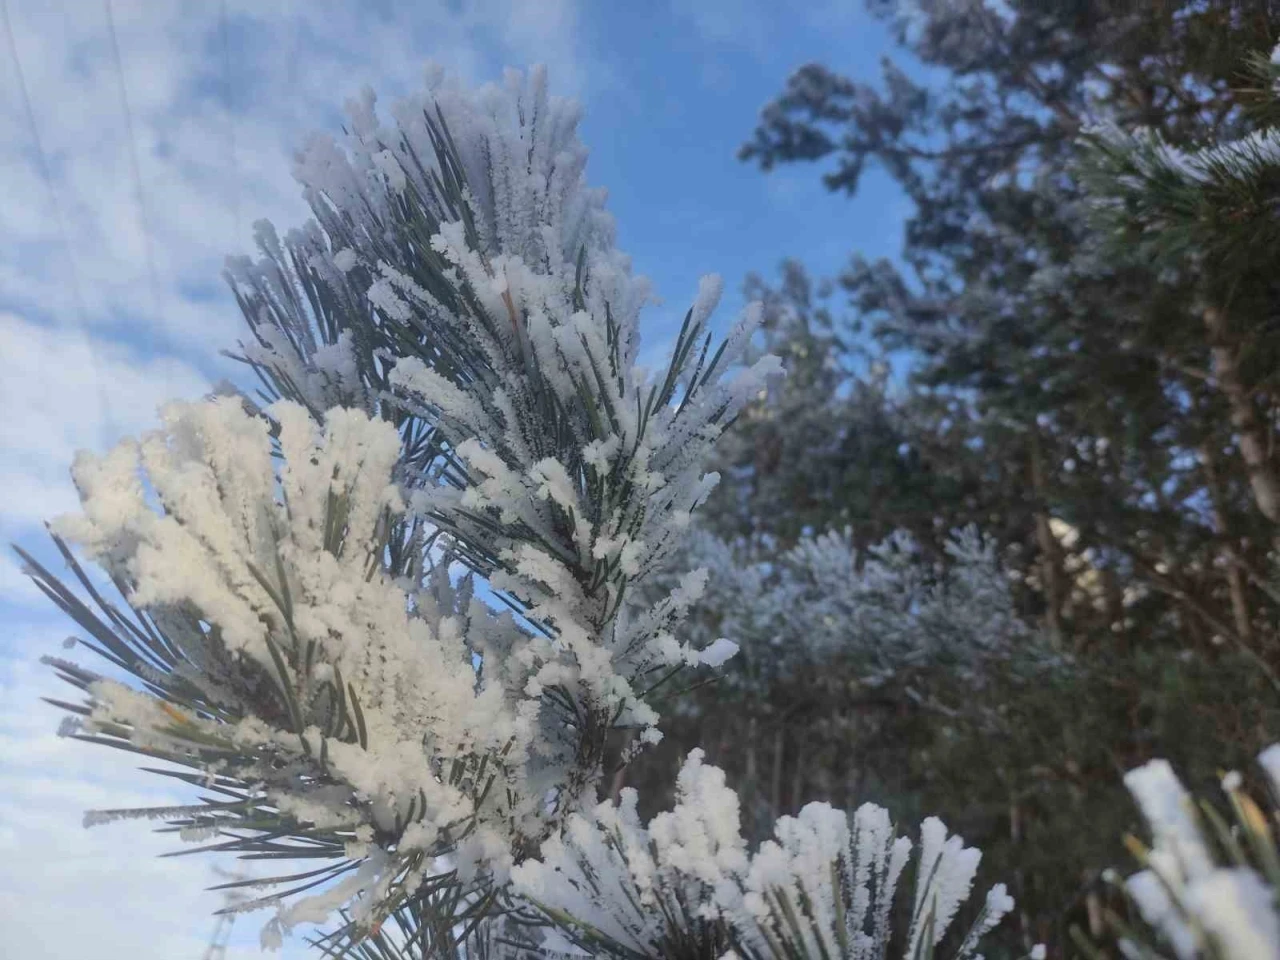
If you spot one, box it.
[0,0,597,357]
[0,637,313,958]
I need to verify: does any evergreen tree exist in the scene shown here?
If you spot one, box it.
[700,262,1013,557]
[690,0,1280,949]
[629,524,1054,841]
[739,0,1280,651]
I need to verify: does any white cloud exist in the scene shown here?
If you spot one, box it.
[0,0,596,356]
[0,642,311,958]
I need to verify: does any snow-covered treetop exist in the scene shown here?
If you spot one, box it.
[27,63,781,950]
[673,525,1042,694]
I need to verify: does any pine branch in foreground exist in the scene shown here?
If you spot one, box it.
[16,61,1035,960]
[19,63,779,952]
[1076,745,1280,960]
[510,748,1023,960]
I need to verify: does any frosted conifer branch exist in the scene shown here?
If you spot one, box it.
[24,63,778,955]
[221,62,782,756]
[511,750,1014,960]
[41,398,545,941]
[1089,744,1280,960]
[1078,98,1280,277]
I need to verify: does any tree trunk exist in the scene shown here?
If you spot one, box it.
[769,726,784,822]
[1029,429,1066,647]
[1205,306,1280,524]
[1200,441,1253,643]
[789,742,804,815]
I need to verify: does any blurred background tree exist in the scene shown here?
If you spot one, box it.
[624,1,1280,954]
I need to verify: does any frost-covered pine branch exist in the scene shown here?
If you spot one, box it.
[18,63,780,953]
[1078,42,1280,280]
[1080,744,1280,960]
[510,749,1020,960]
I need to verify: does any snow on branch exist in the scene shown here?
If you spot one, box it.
[28,63,781,951]
[222,62,783,732]
[674,525,1042,692]
[1114,745,1280,960]
[250,62,777,774]
[511,749,1017,960]
[1084,121,1280,196]
[1078,98,1280,274]
[48,398,541,939]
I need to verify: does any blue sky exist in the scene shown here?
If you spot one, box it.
[0,1,903,956]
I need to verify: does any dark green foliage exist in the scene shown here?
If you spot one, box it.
[699,262,1009,557]
[621,1,1280,954]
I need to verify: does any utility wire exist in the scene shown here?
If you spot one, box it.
[201,913,233,960]
[286,0,299,94]
[103,0,163,321]
[3,0,115,446]
[1,0,90,328]
[220,0,241,245]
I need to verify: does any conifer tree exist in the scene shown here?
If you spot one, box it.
[738,0,1280,653]
[719,0,1280,949]
[1079,47,1280,530]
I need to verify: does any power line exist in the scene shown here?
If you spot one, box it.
[220,0,241,245]
[202,865,249,960]
[1,0,90,328]
[103,0,163,321]
[3,0,116,446]
[285,0,299,94]
[201,913,234,960]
